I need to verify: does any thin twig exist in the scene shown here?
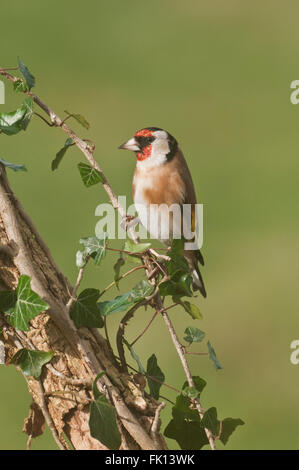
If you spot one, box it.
[129,303,177,348]
[34,112,55,127]
[66,257,89,310]
[99,265,146,298]
[152,260,168,278]
[36,380,66,450]
[159,394,175,405]
[149,248,170,261]
[60,114,73,126]
[215,420,223,440]
[151,402,166,435]
[130,310,160,347]
[26,434,33,450]
[116,301,146,372]
[0,67,19,71]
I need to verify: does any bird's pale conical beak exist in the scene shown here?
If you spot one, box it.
[118,137,140,151]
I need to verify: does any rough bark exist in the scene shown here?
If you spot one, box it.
[0,164,167,450]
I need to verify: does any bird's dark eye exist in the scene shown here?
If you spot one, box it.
[135,136,154,148]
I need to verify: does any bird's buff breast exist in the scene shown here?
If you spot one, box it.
[133,171,183,242]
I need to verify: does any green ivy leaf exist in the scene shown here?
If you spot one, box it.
[164,417,209,450]
[113,254,125,289]
[18,57,35,90]
[201,407,219,436]
[98,292,133,317]
[164,394,208,450]
[123,339,145,373]
[64,110,90,129]
[181,386,200,400]
[4,275,49,331]
[0,158,27,172]
[159,272,193,298]
[79,234,107,266]
[51,138,73,171]
[180,301,203,320]
[11,348,53,379]
[146,354,165,400]
[182,376,207,395]
[167,239,190,276]
[220,418,245,445]
[207,341,222,370]
[0,98,34,135]
[159,239,194,299]
[77,162,103,187]
[19,98,34,131]
[89,394,121,450]
[124,238,151,254]
[70,288,103,328]
[98,280,153,317]
[13,79,28,93]
[171,394,201,423]
[130,280,153,301]
[0,290,16,311]
[184,326,205,344]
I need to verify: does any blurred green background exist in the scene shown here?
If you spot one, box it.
[1,0,299,450]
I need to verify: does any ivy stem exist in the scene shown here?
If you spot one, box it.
[99,265,146,298]
[66,256,90,310]
[130,310,159,347]
[34,112,55,127]
[116,301,147,373]
[129,303,178,348]
[0,67,19,71]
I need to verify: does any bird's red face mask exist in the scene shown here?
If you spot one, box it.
[118,128,155,161]
[134,129,154,161]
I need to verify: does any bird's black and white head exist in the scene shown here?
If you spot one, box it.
[119,127,178,167]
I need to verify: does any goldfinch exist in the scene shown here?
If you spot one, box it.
[119,127,206,298]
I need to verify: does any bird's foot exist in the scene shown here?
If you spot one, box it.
[149,248,170,261]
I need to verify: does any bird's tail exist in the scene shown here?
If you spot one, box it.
[191,265,207,298]
[185,249,207,298]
